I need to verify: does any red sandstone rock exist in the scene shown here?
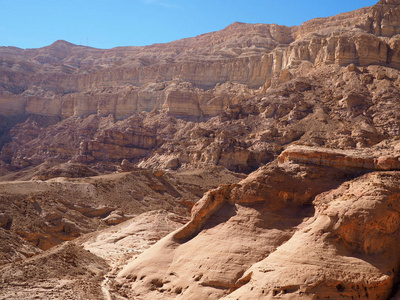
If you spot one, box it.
[3,1,400,299]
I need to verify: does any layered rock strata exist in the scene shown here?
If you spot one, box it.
[278,144,400,171]
[2,1,400,119]
[115,159,400,299]
[114,162,354,299]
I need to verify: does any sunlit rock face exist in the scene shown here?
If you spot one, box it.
[4,2,400,299]
[115,163,400,299]
[1,0,400,120]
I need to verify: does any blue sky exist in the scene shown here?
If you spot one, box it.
[0,0,378,49]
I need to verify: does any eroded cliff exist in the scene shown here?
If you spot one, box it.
[2,1,400,299]
[2,1,400,121]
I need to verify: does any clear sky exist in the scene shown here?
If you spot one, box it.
[1,0,378,49]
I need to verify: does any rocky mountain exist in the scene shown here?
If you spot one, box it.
[2,0,400,299]
[3,0,400,174]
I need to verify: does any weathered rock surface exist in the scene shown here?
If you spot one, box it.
[0,167,242,265]
[114,162,354,299]
[0,242,109,300]
[227,171,400,299]
[3,1,400,299]
[114,162,400,299]
[278,142,400,171]
[0,210,186,300]
[1,0,400,121]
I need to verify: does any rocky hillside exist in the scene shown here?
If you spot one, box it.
[3,0,400,174]
[2,0,400,299]
[1,0,400,120]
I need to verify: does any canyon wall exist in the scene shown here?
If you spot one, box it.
[2,1,400,119]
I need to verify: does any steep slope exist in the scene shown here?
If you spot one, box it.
[3,1,400,299]
[0,167,243,265]
[114,156,400,299]
[3,62,400,173]
[226,171,400,299]
[2,1,400,174]
[1,0,400,121]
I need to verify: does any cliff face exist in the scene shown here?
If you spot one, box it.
[4,2,400,299]
[3,1,400,172]
[2,1,400,120]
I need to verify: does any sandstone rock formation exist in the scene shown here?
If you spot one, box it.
[1,0,400,122]
[226,172,400,299]
[113,162,351,299]
[278,143,400,171]
[113,159,400,299]
[0,167,242,264]
[3,1,400,299]
[3,1,400,173]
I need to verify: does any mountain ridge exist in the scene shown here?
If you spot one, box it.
[0,0,397,121]
[3,2,400,299]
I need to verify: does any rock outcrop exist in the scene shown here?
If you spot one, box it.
[2,1,400,121]
[112,152,400,299]
[4,60,400,172]
[114,162,356,299]
[278,143,400,171]
[0,167,242,264]
[3,1,400,299]
[3,1,400,174]
[226,171,400,299]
